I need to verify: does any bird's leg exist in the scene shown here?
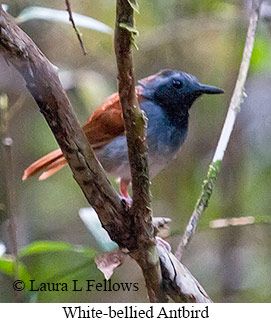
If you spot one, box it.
[120,178,130,198]
[120,179,132,205]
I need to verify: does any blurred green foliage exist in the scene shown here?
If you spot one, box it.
[0,0,270,303]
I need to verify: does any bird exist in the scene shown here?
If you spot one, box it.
[22,69,224,199]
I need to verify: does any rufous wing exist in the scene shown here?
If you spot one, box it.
[82,92,125,149]
[82,87,143,149]
[23,87,144,180]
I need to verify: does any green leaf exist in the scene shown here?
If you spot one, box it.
[0,256,15,276]
[128,0,140,14]
[0,256,32,290]
[250,36,271,73]
[15,6,112,35]
[18,241,97,259]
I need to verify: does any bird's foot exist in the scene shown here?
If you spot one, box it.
[120,195,133,207]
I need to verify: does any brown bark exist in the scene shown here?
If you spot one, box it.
[114,0,165,302]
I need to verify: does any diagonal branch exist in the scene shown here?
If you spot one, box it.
[175,0,263,261]
[0,6,133,249]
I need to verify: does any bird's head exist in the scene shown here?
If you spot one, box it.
[138,69,224,114]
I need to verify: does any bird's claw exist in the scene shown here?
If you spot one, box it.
[120,195,133,208]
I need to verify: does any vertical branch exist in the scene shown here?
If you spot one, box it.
[175,0,263,261]
[114,0,165,302]
[0,95,19,279]
[114,0,152,236]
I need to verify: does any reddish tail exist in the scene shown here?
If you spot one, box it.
[22,148,67,181]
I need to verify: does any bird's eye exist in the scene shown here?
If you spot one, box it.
[172,79,183,89]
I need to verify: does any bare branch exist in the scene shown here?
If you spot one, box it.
[65,0,87,55]
[175,0,263,261]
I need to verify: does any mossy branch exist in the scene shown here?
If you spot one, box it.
[175,0,263,261]
[114,0,165,302]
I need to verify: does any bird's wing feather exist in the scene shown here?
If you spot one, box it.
[23,87,144,180]
[82,87,143,149]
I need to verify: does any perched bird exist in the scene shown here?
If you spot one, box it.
[23,69,223,199]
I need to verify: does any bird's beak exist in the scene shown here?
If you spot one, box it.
[198,83,224,95]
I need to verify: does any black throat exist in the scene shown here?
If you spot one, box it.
[161,103,189,131]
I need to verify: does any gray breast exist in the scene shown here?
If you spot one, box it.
[95,100,188,181]
[144,102,188,178]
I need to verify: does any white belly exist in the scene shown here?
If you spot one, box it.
[95,135,179,181]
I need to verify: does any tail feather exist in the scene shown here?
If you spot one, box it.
[38,157,67,181]
[22,148,66,181]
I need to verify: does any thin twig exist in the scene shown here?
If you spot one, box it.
[0,95,19,283]
[65,0,87,55]
[175,0,263,261]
